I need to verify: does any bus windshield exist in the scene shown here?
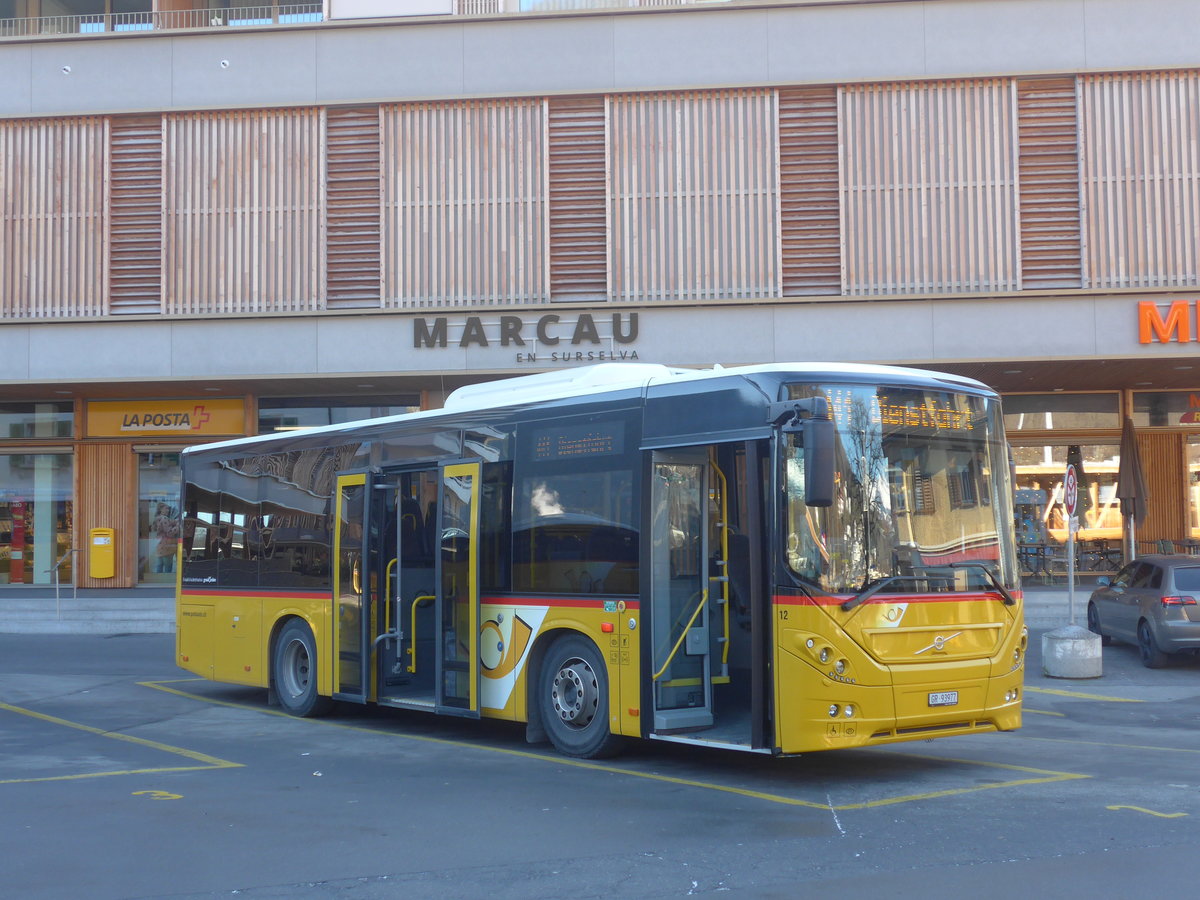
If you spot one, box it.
[783,382,1016,595]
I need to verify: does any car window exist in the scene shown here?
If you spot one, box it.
[1148,568,1163,589]
[1172,566,1200,592]
[1129,564,1155,589]
[1112,564,1139,588]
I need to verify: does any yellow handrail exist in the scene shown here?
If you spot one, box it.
[384,557,398,632]
[405,595,435,673]
[652,589,708,681]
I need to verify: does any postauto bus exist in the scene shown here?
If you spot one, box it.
[175,363,1024,758]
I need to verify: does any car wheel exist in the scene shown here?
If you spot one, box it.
[274,619,334,717]
[1137,620,1171,669]
[1086,603,1111,646]
[538,634,623,759]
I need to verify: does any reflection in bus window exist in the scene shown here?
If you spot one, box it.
[513,469,637,595]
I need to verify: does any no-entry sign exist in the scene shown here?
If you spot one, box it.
[1064,464,1078,518]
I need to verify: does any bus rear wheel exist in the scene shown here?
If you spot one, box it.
[274,619,333,717]
[539,635,623,759]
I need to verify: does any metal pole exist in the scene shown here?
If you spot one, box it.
[1068,516,1077,625]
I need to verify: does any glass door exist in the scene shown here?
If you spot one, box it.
[649,450,714,732]
[332,473,368,700]
[436,462,481,717]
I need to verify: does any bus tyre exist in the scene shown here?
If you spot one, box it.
[274,619,333,717]
[539,635,623,759]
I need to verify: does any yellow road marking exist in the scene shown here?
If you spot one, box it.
[140,681,1088,810]
[1023,708,1066,717]
[1025,686,1143,703]
[1027,735,1200,755]
[0,700,242,785]
[1107,805,1187,818]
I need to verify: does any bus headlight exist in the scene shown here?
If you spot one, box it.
[819,647,831,663]
[834,659,847,676]
[828,704,840,717]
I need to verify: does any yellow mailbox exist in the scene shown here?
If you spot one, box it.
[89,528,116,579]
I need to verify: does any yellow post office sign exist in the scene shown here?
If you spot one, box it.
[87,399,246,438]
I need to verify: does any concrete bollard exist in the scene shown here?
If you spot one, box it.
[1042,623,1103,679]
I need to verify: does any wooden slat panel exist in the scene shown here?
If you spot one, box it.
[841,79,1018,295]
[548,95,608,301]
[77,442,137,589]
[609,89,778,303]
[325,106,381,309]
[109,115,164,314]
[1016,76,1083,289]
[382,98,547,307]
[163,108,324,315]
[1138,431,1188,545]
[778,86,841,296]
[1081,71,1200,289]
[0,117,107,318]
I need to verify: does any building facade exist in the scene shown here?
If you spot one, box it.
[1,0,1199,588]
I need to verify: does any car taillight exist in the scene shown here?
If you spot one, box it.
[1161,595,1197,607]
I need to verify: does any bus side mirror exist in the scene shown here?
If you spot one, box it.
[804,416,834,508]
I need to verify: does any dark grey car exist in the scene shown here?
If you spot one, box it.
[1087,554,1200,667]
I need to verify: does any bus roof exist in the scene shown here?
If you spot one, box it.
[184,361,992,457]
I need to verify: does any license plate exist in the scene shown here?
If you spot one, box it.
[928,691,959,707]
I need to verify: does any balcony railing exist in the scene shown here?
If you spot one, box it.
[0,5,323,38]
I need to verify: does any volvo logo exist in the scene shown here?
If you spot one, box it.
[915,632,963,654]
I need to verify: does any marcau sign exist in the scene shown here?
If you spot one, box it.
[413,312,640,363]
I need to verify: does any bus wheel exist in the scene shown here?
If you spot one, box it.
[539,635,623,759]
[274,620,333,717]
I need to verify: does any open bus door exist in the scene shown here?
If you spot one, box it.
[434,462,481,718]
[332,472,370,702]
[334,464,481,719]
[649,449,716,733]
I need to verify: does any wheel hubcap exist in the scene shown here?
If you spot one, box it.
[281,639,311,698]
[551,657,599,729]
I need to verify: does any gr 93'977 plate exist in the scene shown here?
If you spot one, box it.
[928,690,959,707]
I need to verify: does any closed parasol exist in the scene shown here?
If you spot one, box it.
[1116,416,1149,562]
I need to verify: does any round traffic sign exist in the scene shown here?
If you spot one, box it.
[1064,464,1078,517]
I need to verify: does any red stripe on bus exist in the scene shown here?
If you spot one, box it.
[181,589,330,600]
[772,592,1011,607]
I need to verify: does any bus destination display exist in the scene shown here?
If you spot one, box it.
[532,421,624,461]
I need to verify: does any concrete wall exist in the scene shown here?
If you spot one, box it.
[0,292,1181,384]
[0,0,1198,118]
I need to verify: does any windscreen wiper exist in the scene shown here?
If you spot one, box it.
[950,562,1017,606]
[840,575,928,612]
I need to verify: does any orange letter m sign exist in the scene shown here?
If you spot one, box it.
[1139,301,1192,344]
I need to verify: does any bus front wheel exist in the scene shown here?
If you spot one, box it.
[273,619,333,717]
[538,634,623,759]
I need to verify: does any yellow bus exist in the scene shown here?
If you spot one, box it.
[176,363,1024,758]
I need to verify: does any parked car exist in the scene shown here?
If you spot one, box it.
[1086,554,1200,667]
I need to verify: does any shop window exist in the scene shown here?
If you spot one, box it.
[1187,438,1200,541]
[1003,393,1120,432]
[137,452,181,585]
[0,453,73,585]
[1133,390,1200,428]
[0,402,73,440]
[1012,443,1121,546]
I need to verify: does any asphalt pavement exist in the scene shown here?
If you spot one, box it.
[2,629,1199,899]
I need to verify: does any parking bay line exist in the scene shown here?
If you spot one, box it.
[1025,686,1144,703]
[0,700,242,785]
[140,680,1088,811]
